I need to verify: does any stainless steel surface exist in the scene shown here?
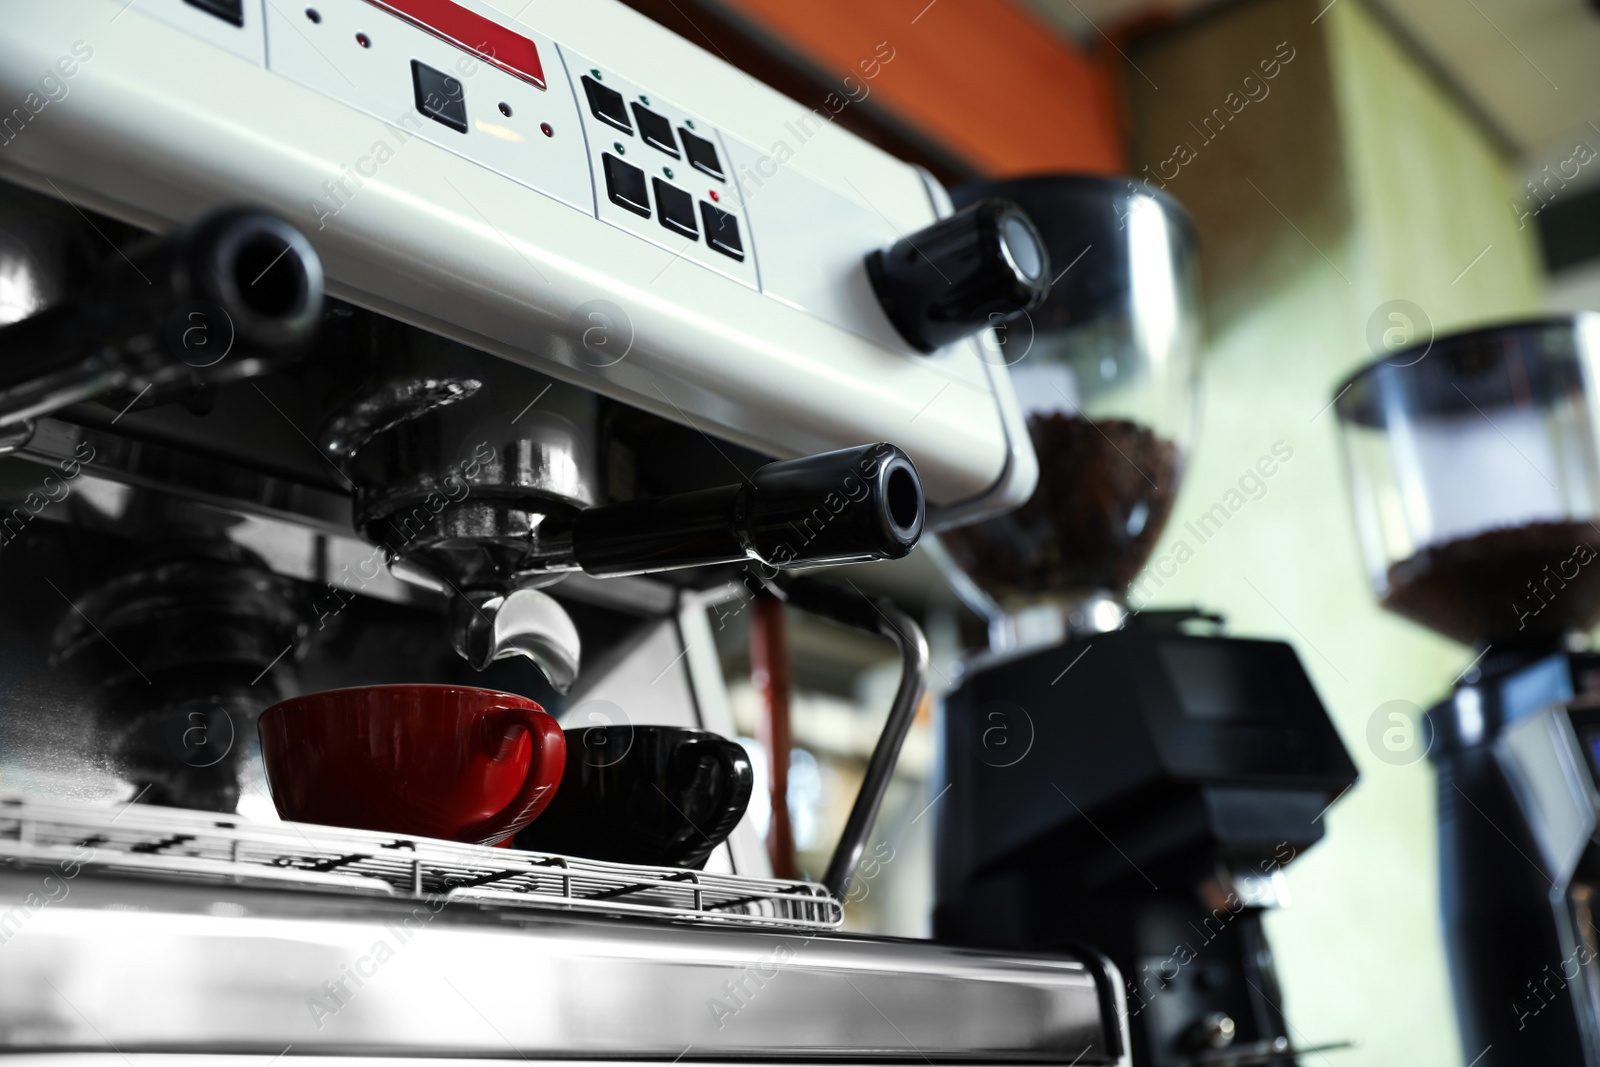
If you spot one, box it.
[559,571,681,616]
[0,795,839,930]
[333,334,603,596]
[1191,1012,1238,1051]
[12,416,357,539]
[0,184,86,327]
[0,857,1119,1061]
[49,545,309,814]
[0,1060,1068,1067]
[979,591,1130,655]
[0,1,1036,515]
[822,603,930,901]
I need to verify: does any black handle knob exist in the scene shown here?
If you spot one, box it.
[865,198,1050,353]
[0,206,324,424]
[571,443,925,577]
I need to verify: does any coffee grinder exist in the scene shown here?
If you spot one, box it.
[933,177,1359,1067]
[1333,315,1600,1066]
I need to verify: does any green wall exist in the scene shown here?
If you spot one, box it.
[1128,0,1543,1061]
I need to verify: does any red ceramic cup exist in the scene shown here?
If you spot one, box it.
[258,685,565,845]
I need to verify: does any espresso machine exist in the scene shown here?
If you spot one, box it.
[933,177,1359,1067]
[1333,316,1600,1067]
[0,0,1131,1063]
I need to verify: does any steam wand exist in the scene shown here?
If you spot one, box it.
[773,576,930,903]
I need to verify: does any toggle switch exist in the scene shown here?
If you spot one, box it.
[184,0,244,26]
[604,154,651,218]
[411,60,468,133]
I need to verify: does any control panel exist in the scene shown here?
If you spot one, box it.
[567,54,758,289]
[164,0,761,291]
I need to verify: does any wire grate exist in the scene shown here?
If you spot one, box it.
[0,795,842,930]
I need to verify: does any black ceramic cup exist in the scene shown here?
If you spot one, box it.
[512,725,754,869]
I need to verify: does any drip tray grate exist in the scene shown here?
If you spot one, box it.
[0,795,842,930]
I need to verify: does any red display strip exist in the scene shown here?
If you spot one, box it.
[362,0,546,89]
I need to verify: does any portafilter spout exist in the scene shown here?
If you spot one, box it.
[449,587,581,691]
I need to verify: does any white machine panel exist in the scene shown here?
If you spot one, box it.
[263,0,594,215]
[727,137,924,358]
[0,0,1034,518]
[128,0,267,65]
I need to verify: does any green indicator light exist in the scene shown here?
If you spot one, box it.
[614,142,625,155]
[664,167,674,179]
[685,119,696,129]
[640,94,651,106]
[590,68,602,80]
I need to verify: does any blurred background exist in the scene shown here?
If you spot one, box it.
[609,0,1598,1062]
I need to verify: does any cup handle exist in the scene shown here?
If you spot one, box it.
[681,738,755,858]
[463,705,567,845]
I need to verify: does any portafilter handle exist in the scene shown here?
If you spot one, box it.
[569,442,925,577]
[440,443,925,692]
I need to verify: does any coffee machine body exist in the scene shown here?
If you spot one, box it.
[0,0,1048,813]
[0,1,1138,1063]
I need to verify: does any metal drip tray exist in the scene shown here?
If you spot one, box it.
[0,797,1127,1064]
[0,796,840,930]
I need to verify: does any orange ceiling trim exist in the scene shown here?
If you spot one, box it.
[717,0,1127,176]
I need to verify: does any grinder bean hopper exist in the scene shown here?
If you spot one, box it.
[941,175,1200,646]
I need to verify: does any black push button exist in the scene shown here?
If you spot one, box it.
[632,104,680,158]
[583,76,632,134]
[184,0,244,25]
[653,179,697,238]
[603,154,651,218]
[411,60,467,133]
[681,129,724,180]
[700,202,743,260]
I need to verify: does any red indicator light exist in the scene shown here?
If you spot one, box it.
[360,0,546,89]
[540,122,554,138]
[709,190,720,202]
